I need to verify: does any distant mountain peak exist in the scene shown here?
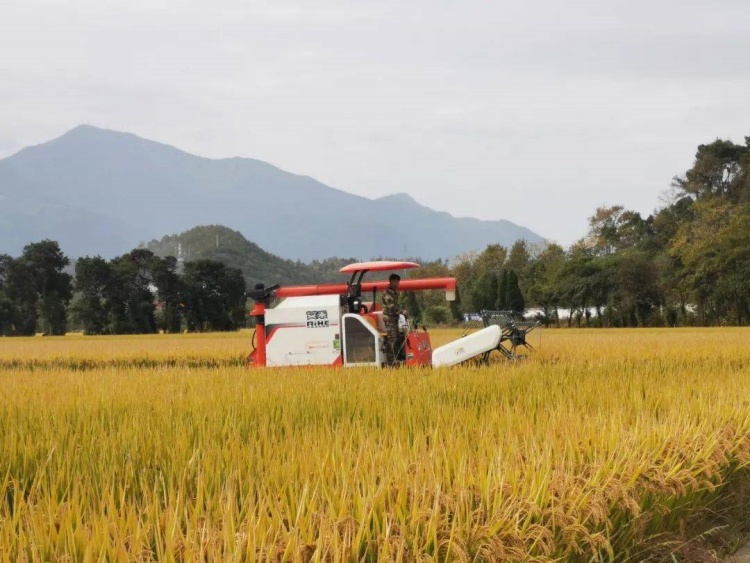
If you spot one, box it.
[66,124,101,134]
[58,124,131,142]
[0,127,544,260]
[34,124,199,163]
[377,192,420,205]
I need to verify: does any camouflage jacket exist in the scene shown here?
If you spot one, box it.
[382,287,400,320]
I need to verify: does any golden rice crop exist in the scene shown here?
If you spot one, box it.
[0,331,251,370]
[1,328,750,561]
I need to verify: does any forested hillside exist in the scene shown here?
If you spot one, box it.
[145,225,353,286]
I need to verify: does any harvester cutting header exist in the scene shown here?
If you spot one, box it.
[247,261,535,368]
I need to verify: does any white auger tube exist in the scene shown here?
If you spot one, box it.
[431,325,502,368]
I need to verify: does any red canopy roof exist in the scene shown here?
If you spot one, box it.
[339,261,420,274]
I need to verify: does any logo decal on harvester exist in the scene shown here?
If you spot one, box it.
[306,310,330,328]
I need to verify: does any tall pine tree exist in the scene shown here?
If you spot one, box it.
[497,270,509,310]
[506,270,526,313]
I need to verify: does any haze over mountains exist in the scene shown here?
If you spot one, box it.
[0,126,543,260]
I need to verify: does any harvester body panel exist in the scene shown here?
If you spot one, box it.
[264,295,345,366]
[404,331,432,366]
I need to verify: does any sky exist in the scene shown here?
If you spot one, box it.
[2,0,750,245]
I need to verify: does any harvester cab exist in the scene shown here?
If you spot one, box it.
[247,261,531,369]
[338,261,432,367]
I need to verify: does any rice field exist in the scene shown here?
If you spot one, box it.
[1,328,750,561]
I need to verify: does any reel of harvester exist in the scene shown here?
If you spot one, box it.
[476,310,539,363]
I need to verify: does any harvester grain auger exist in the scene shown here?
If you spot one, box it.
[246,261,536,369]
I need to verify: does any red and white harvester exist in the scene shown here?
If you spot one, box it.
[247,261,520,368]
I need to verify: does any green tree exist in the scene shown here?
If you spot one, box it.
[671,199,750,325]
[151,256,183,333]
[496,270,509,310]
[526,243,565,326]
[506,240,530,283]
[1,256,37,335]
[588,206,623,255]
[183,260,247,331]
[557,243,598,327]
[506,270,525,314]
[20,240,73,335]
[404,290,422,325]
[474,244,507,277]
[406,260,455,318]
[73,256,113,334]
[424,305,450,325]
[607,252,661,327]
[588,206,649,255]
[450,251,479,314]
[471,271,497,312]
[0,255,16,335]
[673,138,750,202]
[109,249,159,334]
[650,196,695,252]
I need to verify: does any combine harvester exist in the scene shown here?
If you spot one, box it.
[247,261,536,368]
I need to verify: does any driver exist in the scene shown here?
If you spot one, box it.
[382,273,401,366]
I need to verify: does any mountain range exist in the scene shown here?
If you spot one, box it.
[0,125,543,260]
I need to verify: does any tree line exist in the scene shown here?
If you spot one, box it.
[0,244,246,336]
[406,135,750,328]
[2,135,749,334]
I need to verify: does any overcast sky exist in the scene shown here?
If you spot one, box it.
[2,0,749,245]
